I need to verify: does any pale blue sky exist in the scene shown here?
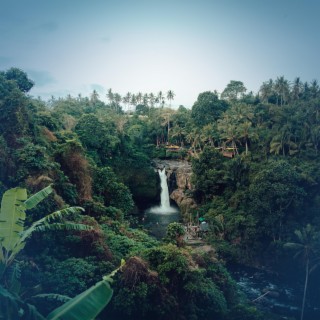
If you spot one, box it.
[0,0,319,107]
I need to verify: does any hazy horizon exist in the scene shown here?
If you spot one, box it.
[1,0,319,107]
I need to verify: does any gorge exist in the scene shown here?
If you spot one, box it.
[144,159,320,320]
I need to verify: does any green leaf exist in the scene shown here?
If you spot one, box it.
[32,293,71,303]
[46,279,113,320]
[24,185,53,210]
[0,188,27,258]
[34,223,92,232]
[283,242,304,250]
[0,284,45,320]
[18,207,84,247]
[8,262,21,294]
[103,259,125,283]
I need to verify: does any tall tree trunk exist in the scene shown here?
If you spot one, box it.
[301,258,309,320]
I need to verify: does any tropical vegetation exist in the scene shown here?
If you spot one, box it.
[1,67,320,319]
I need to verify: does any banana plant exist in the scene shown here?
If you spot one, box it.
[0,260,125,320]
[0,185,120,320]
[1,277,113,320]
[46,260,124,320]
[0,185,89,273]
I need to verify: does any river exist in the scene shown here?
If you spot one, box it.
[140,166,320,319]
[228,263,320,320]
[140,209,320,320]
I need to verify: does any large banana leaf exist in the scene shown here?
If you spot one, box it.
[0,187,85,265]
[46,261,125,320]
[10,207,86,264]
[46,279,113,320]
[18,207,85,243]
[24,185,53,210]
[0,188,27,261]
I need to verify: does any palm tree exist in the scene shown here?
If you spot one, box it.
[154,96,159,107]
[106,88,114,104]
[170,124,186,147]
[200,124,217,147]
[160,109,174,143]
[123,92,131,112]
[143,93,149,106]
[259,79,274,103]
[284,224,320,320]
[136,92,143,105]
[302,82,311,100]
[310,79,319,99]
[157,91,164,108]
[130,94,137,110]
[148,93,156,108]
[90,90,99,104]
[269,134,285,155]
[269,122,298,156]
[217,114,240,155]
[114,93,121,104]
[291,77,303,101]
[186,128,202,155]
[167,90,175,107]
[238,121,258,155]
[275,76,290,106]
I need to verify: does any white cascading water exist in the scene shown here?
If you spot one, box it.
[159,168,171,210]
[149,168,178,214]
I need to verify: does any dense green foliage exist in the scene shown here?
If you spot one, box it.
[1,67,320,319]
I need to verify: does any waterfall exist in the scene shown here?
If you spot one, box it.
[148,168,178,214]
[159,168,171,210]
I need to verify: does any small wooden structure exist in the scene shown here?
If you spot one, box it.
[222,148,236,158]
[165,144,181,152]
[215,145,238,158]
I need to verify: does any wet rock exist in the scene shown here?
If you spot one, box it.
[170,189,197,219]
[152,159,198,218]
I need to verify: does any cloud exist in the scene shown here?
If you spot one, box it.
[26,70,55,87]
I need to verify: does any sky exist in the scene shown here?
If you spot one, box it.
[1,0,319,108]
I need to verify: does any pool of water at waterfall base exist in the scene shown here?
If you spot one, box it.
[141,205,181,239]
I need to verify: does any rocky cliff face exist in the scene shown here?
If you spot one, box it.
[152,159,197,220]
